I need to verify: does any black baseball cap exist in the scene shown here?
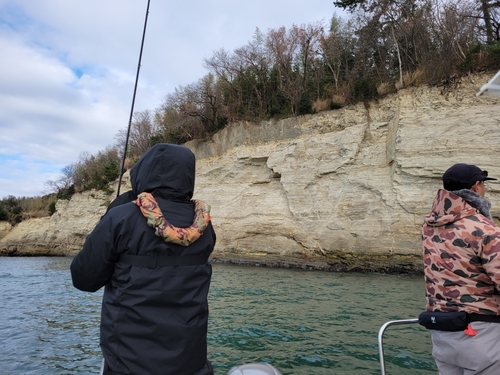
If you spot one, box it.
[443,163,497,191]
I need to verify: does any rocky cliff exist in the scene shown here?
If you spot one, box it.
[1,73,499,273]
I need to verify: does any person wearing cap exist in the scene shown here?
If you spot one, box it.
[421,163,500,374]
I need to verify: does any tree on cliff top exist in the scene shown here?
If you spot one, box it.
[333,0,500,45]
[0,196,22,224]
[0,204,8,221]
[42,0,500,203]
[0,194,58,224]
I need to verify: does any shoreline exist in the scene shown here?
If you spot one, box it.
[0,252,424,275]
[0,232,424,275]
[210,255,424,275]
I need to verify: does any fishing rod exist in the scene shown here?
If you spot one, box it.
[116,0,151,198]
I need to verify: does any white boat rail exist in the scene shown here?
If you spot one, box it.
[476,70,500,97]
[378,318,419,375]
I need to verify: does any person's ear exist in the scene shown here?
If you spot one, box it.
[470,181,480,193]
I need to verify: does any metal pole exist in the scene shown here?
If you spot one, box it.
[378,318,419,375]
[116,0,151,198]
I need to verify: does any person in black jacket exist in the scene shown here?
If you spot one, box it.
[71,143,216,375]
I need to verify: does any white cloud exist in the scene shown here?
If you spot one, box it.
[0,0,345,198]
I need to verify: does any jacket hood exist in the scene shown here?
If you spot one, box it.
[130,143,195,201]
[423,189,480,227]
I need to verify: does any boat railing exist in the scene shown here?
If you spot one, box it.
[378,318,420,375]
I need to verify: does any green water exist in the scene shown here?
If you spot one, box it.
[209,264,435,375]
[0,257,436,374]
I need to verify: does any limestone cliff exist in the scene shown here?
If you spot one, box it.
[0,191,110,256]
[1,73,499,273]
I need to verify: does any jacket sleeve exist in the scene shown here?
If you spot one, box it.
[70,214,118,292]
[482,232,500,289]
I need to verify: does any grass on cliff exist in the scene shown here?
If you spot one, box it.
[0,194,58,225]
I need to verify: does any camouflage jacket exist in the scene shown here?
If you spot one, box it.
[422,189,500,315]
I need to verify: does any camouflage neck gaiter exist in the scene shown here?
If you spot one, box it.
[452,189,492,219]
[135,192,211,246]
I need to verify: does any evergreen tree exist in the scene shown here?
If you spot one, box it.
[0,204,7,221]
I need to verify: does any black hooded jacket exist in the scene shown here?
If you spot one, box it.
[70,144,216,375]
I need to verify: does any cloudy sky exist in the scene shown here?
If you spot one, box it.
[0,0,346,198]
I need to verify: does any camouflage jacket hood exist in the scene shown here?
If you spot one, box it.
[422,189,500,315]
[423,189,492,226]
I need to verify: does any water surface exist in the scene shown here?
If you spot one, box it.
[0,257,435,374]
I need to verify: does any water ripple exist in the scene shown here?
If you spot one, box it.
[0,258,436,375]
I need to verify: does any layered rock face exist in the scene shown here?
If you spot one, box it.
[188,73,500,273]
[0,191,110,256]
[1,73,499,273]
